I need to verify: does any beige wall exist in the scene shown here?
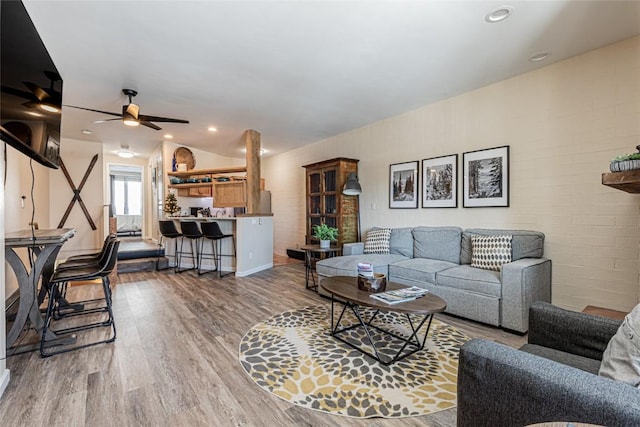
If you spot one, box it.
[264,36,640,312]
[49,138,104,258]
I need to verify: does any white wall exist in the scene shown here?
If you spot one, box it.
[236,216,273,277]
[49,138,104,257]
[4,144,52,298]
[263,36,640,313]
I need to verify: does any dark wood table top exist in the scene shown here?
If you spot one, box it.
[5,228,76,247]
[320,276,447,315]
[300,244,342,254]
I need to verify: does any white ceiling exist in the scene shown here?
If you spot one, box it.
[23,1,640,160]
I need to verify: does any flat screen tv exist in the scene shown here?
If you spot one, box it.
[1,0,62,169]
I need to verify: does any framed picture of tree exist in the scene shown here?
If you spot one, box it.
[422,154,457,208]
[389,161,419,208]
[463,146,509,207]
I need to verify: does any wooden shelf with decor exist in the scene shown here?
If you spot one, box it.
[601,169,640,193]
[168,166,248,198]
[303,158,359,248]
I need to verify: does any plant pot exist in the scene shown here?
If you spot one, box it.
[320,239,330,249]
[610,160,640,172]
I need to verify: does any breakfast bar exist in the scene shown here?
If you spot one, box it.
[163,214,273,277]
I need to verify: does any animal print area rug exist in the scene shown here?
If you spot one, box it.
[238,304,470,418]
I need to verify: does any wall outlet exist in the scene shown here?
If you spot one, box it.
[29,221,39,230]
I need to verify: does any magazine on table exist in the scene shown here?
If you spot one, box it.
[370,286,429,305]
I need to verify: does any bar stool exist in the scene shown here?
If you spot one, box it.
[198,221,236,277]
[40,239,120,357]
[158,220,182,272]
[178,221,203,273]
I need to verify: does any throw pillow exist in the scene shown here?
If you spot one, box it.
[599,304,640,388]
[364,228,391,254]
[470,235,512,271]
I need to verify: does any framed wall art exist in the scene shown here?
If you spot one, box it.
[389,161,419,209]
[422,154,457,208]
[463,145,509,207]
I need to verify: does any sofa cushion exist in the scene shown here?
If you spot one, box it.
[435,265,501,297]
[389,258,458,285]
[389,227,414,257]
[520,344,601,375]
[461,228,544,264]
[315,254,408,278]
[599,304,640,387]
[412,226,462,264]
[364,228,391,254]
[470,235,512,271]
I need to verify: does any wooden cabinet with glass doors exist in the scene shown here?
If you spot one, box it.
[303,158,359,248]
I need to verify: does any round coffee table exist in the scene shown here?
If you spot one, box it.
[320,276,447,365]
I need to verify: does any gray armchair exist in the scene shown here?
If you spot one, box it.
[457,301,640,427]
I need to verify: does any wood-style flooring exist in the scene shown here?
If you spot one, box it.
[0,263,526,426]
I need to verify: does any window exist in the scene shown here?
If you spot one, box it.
[111,173,142,215]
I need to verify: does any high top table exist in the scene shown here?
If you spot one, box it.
[5,228,76,354]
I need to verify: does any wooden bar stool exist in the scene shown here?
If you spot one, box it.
[198,221,235,277]
[178,221,203,273]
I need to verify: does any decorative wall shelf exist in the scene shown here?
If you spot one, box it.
[601,169,640,193]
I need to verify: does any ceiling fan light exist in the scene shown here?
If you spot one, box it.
[123,117,139,126]
[39,103,60,113]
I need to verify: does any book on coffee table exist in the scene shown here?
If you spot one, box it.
[370,286,429,305]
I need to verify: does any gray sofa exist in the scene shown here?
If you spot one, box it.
[316,226,551,333]
[457,302,640,426]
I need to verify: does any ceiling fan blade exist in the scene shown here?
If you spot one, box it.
[1,85,36,101]
[138,114,189,124]
[64,105,123,117]
[140,121,162,131]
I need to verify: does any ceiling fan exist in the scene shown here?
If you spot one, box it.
[0,70,62,113]
[65,89,189,130]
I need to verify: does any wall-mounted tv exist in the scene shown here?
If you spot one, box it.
[1,1,62,169]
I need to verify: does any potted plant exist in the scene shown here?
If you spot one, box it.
[313,223,339,249]
[610,146,640,172]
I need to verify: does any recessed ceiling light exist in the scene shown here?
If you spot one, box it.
[208,126,217,132]
[485,6,513,23]
[81,129,92,135]
[530,52,550,62]
[164,134,173,139]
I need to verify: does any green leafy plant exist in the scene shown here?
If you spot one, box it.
[611,153,640,162]
[312,223,339,241]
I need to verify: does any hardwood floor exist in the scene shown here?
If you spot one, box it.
[0,264,526,426]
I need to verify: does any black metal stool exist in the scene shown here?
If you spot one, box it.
[178,221,203,273]
[158,220,182,272]
[198,221,236,277]
[40,239,120,357]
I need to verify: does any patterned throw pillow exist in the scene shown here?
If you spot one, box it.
[470,235,512,271]
[364,228,392,254]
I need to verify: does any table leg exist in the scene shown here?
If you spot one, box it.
[5,245,66,349]
[328,302,435,365]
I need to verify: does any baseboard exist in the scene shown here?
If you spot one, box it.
[235,262,273,278]
[0,368,10,399]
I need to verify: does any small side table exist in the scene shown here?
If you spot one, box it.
[300,245,342,291]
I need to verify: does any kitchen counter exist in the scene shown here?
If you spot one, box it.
[163,215,273,277]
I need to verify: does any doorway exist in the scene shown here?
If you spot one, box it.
[109,164,144,238]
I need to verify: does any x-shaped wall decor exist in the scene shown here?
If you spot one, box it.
[57,154,99,230]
